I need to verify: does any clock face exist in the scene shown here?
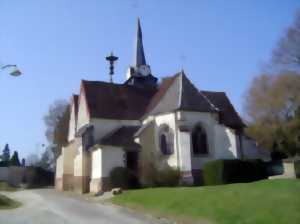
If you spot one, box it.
[139,65,151,76]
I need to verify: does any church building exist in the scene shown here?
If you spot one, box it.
[55,19,268,193]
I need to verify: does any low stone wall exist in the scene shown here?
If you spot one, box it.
[0,166,54,187]
[0,166,25,186]
[269,160,299,179]
[0,167,9,181]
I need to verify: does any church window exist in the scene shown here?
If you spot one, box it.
[192,125,208,155]
[159,125,174,155]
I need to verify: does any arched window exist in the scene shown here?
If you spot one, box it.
[159,125,174,155]
[192,125,208,155]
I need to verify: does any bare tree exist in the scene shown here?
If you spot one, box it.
[272,10,300,70]
[43,100,69,159]
[26,153,40,166]
[244,71,300,152]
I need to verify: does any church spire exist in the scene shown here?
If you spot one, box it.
[134,18,146,67]
[125,18,157,87]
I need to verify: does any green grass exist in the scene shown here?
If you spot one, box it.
[111,179,300,224]
[0,181,18,191]
[0,194,21,209]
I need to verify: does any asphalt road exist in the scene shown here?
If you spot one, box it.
[0,189,159,224]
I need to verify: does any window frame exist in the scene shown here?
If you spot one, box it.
[158,124,174,155]
[191,125,209,156]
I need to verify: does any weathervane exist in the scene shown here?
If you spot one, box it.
[105,52,118,83]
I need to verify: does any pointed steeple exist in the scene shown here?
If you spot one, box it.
[134,18,146,67]
[125,18,157,87]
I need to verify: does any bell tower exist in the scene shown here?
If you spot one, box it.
[125,18,157,87]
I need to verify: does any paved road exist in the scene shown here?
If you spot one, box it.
[0,189,159,224]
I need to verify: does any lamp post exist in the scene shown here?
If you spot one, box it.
[1,64,22,77]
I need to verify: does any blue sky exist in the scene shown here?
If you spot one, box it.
[0,0,299,159]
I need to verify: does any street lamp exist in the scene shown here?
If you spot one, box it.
[1,64,22,76]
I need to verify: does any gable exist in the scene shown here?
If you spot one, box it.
[144,72,215,117]
[145,75,180,116]
[68,95,79,141]
[77,84,90,129]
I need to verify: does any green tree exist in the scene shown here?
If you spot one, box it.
[10,151,20,166]
[1,144,10,162]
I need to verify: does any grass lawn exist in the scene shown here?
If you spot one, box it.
[0,194,21,209]
[111,179,300,224]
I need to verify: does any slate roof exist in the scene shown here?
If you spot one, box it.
[179,73,215,112]
[201,91,245,129]
[99,126,141,149]
[82,80,156,120]
[144,72,215,117]
[79,72,244,129]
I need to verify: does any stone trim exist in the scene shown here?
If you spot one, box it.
[55,178,63,191]
[62,174,74,191]
[180,171,194,185]
[74,176,90,193]
[192,169,203,186]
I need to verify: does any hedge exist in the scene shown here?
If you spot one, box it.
[110,167,140,189]
[203,159,267,185]
[295,160,300,178]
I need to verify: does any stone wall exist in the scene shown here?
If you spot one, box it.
[0,166,25,186]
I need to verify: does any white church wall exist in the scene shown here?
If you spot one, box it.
[178,131,192,172]
[68,102,76,142]
[62,145,77,175]
[56,155,63,178]
[74,146,83,177]
[77,92,90,130]
[214,126,239,159]
[154,113,178,167]
[101,146,125,177]
[91,118,140,141]
[91,148,102,179]
[175,111,240,169]
[178,111,217,154]
[147,75,180,116]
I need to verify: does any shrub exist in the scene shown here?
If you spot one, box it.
[153,167,181,187]
[203,160,224,185]
[110,167,139,189]
[203,159,267,185]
